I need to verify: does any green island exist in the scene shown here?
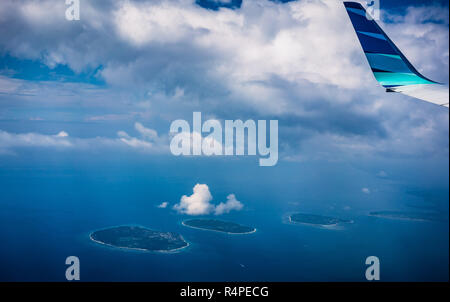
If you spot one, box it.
[289,213,352,226]
[182,219,256,234]
[90,226,189,252]
[370,211,443,222]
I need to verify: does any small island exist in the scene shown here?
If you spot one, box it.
[289,213,352,226]
[370,211,442,222]
[90,226,189,252]
[182,219,256,234]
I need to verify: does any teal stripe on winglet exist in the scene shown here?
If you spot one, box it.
[373,72,436,86]
[365,53,411,73]
[374,54,403,60]
[346,7,367,17]
[357,31,387,40]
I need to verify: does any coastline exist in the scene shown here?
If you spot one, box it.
[181,221,257,235]
[368,213,432,222]
[288,215,351,228]
[89,228,190,253]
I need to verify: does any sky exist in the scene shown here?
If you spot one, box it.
[0,0,448,169]
[0,1,448,283]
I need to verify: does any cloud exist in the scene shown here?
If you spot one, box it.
[169,130,224,156]
[56,131,69,137]
[157,201,169,208]
[173,183,214,215]
[173,184,244,215]
[118,131,154,149]
[86,114,134,121]
[361,187,370,194]
[117,122,168,152]
[214,194,243,215]
[0,129,72,154]
[383,5,449,84]
[135,122,158,140]
[0,124,167,155]
[0,0,447,163]
[29,117,44,121]
[1,0,448,96]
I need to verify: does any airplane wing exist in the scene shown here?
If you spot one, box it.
[343,1,449,108]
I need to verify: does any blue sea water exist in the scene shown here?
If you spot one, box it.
[0,151,448,281]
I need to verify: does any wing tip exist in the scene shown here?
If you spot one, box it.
[343,2,364,9]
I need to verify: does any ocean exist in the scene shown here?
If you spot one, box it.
[0,151,448,281]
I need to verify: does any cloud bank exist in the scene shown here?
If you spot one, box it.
[0,129,72,154]
[0,0,447,163]
[0,123,167,155]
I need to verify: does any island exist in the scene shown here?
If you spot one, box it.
[369,211,443,222]
[182,219,256,234]
[90,226,189,252]
[289,213,352,226]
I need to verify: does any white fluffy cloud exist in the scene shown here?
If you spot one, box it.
[173,183,214,215]
[157,201,169,208]
[1,0,447,102]
[0,0,448,162]
[56,131,69,137]
[135,122,158,140]
[173,184,244,215]
[214,194,243,215]
[112,0,368,88]
[117,122,168,152]
[362,187,370,194]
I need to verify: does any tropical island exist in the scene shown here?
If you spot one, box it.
[289,213,352,226]
[90,226,189,252]
[369,211,443,222]
[182,219,256,234]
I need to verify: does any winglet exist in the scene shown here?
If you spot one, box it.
[344,2,449,108]
[343,2,438,88]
